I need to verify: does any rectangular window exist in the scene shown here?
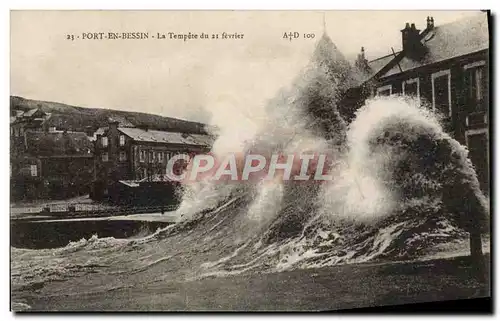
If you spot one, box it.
[464,61,487,113]
[143,168,147,178]
[119,151,127,161]
[119,135,125,146]
[30,165,37,177]
[102,152,109,162]
[102,136,108,147]
[140,150,145,162]
[431,69,452,117]
[402,78,420,102]
[376,84,392,96]
[149,151,155,163]
[158,152,164,162]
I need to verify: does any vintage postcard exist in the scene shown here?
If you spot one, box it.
[10,10,491,312]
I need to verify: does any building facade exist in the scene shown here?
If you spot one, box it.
[10,108,94,200]
[351,12,490,194]
[92,119,213,203]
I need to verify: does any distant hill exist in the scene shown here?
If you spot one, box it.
[10,96,209,135]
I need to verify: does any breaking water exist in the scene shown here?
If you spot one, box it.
[11,33,490,309]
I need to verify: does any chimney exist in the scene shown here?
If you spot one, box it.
[401,21,426,60]
[426,16,435,30]
[401,22,421,51]
[108,118,119,131]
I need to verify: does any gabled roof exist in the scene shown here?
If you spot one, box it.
[20,108,50,120]
[22,108,41,117]
[356,52,400,83]
[118,127,213,147]
[11,108,51,125]
[380,12,489,78]
[369,53,400,77]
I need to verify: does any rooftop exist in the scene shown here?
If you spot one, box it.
[379,12,489,78]
[118,127,214,147]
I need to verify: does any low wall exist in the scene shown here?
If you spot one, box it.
[11,219,172,249]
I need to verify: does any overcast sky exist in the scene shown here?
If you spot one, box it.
[11,10,481,124]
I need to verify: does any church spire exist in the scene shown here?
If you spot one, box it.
[322,12,327,35]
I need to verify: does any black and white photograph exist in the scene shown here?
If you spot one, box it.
[9,9,491,312]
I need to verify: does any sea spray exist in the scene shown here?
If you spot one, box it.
[176,32,353,225]
[170,31,488,275]
[191,94,489,274]
[166,33,357,277]
[351,96,488,229]
[11,33,490,294]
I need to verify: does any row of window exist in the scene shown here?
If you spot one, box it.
[101,135,126,147]
[139,150,176,163]
[101,151,177,162]
[101,151,127,162]
[137,168,165,180]
[136,161,186,180]
[376,60,486,117]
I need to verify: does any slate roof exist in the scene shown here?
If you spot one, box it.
[118,127,213,147]
[381,13,489,78]
[353,52,400,84]
[368,53,400,77]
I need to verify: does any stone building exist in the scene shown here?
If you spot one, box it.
[349,12,490,194]
[92,119,213,204]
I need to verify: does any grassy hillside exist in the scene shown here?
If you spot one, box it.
[10,96,209,135]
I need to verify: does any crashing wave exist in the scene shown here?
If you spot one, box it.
[11,33,489,291]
